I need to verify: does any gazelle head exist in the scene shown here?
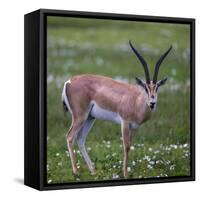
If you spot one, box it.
[129,41,172,111]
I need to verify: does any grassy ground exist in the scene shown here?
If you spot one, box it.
[46,16,191,184]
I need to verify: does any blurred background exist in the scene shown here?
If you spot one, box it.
[47,16,190,184]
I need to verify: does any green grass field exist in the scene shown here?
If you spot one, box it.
[46,16,191,184]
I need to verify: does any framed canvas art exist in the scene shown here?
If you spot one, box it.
[24,9,195,190]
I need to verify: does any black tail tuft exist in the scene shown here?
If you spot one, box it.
[62,100,68,114]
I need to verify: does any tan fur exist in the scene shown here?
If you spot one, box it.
[64,74,154,177]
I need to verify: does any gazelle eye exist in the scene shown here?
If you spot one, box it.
[156,86,159,92]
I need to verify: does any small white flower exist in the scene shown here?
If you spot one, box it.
[106,144,111,148]
[119,160,122,164]
[87,147,91,151]
[132,161,136,166]
[113,165,116,168]
[127,167,131,172]
[77,150,80,154]
[156,160,159,164]
[179,144,183,149]
[48,179,52,183]
[148,147,153,152]
[112,173,119,179]
[143,155,151,162]
[183,143,188,148]
[173,145,178,149]
[65,151,70,157]
[130,146,134,150]
[149,161,155,165]
[56,153,60,156]
[154,150,160,154]
[147,164,153,169]
[106,154,110,159]
[165,160,171,165]
[57,162,62,166]
[170,164,175,170]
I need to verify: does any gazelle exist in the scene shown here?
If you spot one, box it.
[62,41,172,178]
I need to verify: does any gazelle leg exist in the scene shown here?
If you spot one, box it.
[66,118,84,175]
[76,116,96,174]
[121,121,132,178]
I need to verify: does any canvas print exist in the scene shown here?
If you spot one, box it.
[47,16,191,184]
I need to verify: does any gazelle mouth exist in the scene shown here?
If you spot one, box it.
[149,102,156,109]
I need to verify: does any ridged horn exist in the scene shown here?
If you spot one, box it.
[153,45,172,83]
[129,40,150,83]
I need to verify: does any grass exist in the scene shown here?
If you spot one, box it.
[46,16,191,184]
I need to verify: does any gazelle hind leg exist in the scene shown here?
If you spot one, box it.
[66,118,85,175]
[76,116,96,174]
[121,121,132,178]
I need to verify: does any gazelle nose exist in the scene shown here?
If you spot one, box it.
[150,102,155,109]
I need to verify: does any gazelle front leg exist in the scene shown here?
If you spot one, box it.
[121,120,132,178]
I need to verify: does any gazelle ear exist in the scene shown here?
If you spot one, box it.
[157,77,168,87]
[135,77,146,88]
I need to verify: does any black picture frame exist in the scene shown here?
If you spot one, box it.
[24,9,195,191]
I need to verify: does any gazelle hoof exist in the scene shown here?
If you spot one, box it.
[73,168,80,176]
[124,172,128,178]
[90,170,96,175]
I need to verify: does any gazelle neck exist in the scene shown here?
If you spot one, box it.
[135,92,153,124]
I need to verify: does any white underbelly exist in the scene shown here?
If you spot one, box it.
[90,101,122,124]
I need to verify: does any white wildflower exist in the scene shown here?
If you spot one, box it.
[149,161,155,165]
[143,155,151,162]
[48,179,52,184]
[148,147,153,152]
[106,144,111,148]
[112,173,119,179]
[87,147,91,151]
[147,164,153,169]
[170,165,175,170]
[106,155,110,159]
[112,153,117,157]
[183,143,188,148]
[130,145,135,150]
